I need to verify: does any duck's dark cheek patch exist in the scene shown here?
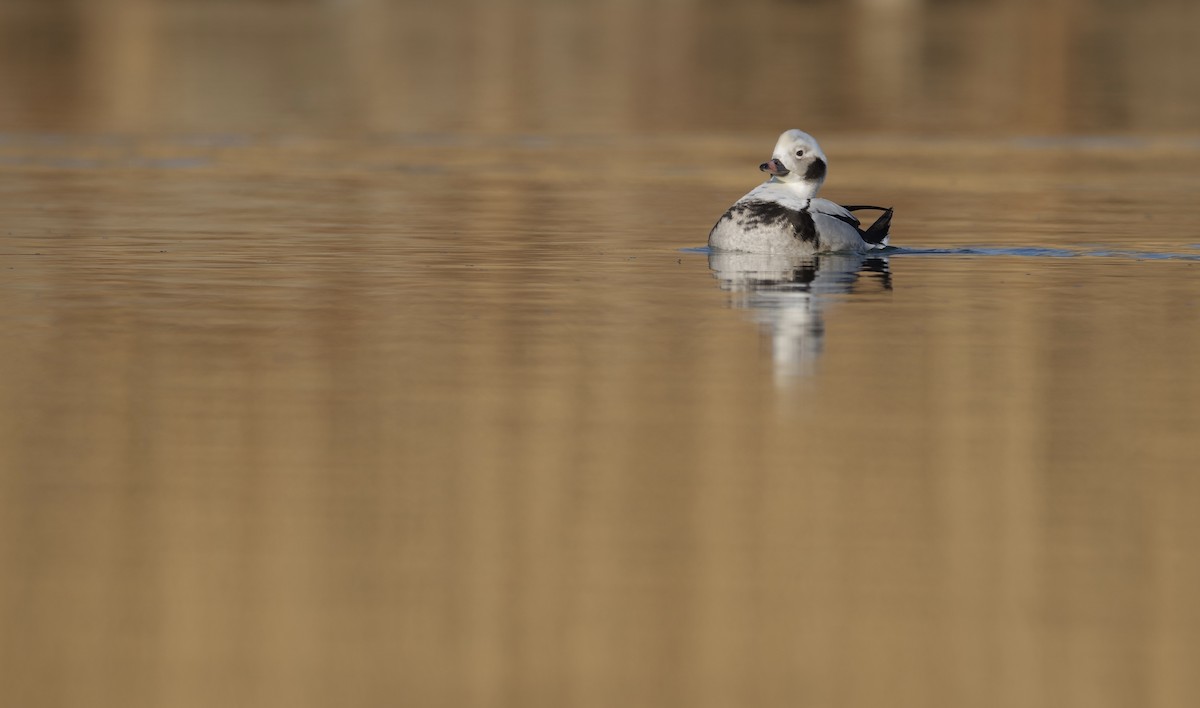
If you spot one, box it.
[805,158,827,181]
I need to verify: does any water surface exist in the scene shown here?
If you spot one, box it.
[3,2,1200,708]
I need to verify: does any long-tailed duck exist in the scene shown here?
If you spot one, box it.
[708,130,893,255]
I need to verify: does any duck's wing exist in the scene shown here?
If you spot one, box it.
[812,199,893,247]
[810,198,861,228]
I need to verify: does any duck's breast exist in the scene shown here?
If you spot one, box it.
[709,197,820,254]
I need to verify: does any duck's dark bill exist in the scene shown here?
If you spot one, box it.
[760,159,789,177]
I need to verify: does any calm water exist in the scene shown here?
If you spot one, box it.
[3,2,1200,708]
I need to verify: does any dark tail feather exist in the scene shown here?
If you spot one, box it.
[860,207,893,246]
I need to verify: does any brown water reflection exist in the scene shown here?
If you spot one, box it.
[708,251,894,380]
[3,2,1200,708]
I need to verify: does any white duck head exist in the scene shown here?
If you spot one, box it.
[759,129,828,198]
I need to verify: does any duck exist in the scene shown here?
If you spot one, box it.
[708,129,893,255]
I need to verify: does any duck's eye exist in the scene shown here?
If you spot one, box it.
[795,150,805,158]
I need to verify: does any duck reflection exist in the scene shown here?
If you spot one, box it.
[708,251,891,379]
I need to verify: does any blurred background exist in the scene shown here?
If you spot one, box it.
[2,0,1199,136]
[2,2,1200,708]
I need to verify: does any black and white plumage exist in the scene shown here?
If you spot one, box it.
[708,129,893,255]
